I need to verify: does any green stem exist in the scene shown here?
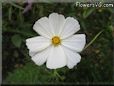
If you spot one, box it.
[84,30,104,50]
[54,69,64,81]
[3,29,34,37]
[9,2,24,10]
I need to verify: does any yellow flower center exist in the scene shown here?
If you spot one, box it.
[52,36,61,46]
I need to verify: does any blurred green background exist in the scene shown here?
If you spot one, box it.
[2,2,114,85]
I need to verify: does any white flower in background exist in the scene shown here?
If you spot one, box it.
[26,13,86,69]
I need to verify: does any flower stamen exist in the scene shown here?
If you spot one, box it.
[52,36,61,46]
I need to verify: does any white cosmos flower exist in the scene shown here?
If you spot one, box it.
[26,13,86,69]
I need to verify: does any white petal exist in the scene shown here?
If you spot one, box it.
[60,17,80,39]
[26,36,51,52]
[49,13,65,35]
[33,17,53,38]
[62,46,81,69]
[31,46,51,66]
[29,51,37,57]
[62,34,86,52]
[46,45,66,69]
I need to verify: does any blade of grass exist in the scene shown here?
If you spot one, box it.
[3,29,34,37]
[84,30,104,50]
[83,8,95,19]
[9,2,24,10]
[54,69,65,81]
[8,6,12,21]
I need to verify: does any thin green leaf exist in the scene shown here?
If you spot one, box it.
[83,8,95,19]
[8,6,12,21]
[9,2,24,10]
[3,28,34,37]
[84,30,104,50]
